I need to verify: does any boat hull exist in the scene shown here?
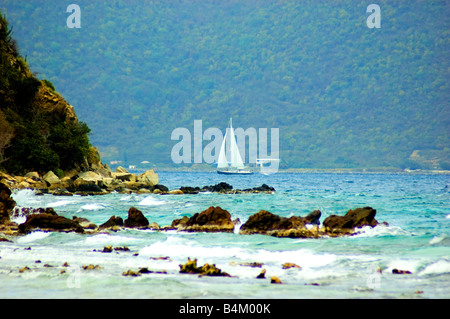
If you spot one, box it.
[217,170,254,175]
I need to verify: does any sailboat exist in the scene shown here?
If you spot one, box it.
[217,118,254,175]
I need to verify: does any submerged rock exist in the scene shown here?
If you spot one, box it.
[179,258,230,277]
[270,276,282,284]
[170,206,235,232]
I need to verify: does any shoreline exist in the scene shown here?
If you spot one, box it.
[129,166,450,175]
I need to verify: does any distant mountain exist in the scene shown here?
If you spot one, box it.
[0,12,93,175]
[1,0,448,170]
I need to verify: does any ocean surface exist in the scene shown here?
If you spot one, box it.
[1,171,449,299]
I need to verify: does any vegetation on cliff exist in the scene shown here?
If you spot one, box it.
[0,11,92,175]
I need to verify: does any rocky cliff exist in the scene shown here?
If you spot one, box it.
[0,11,92,175]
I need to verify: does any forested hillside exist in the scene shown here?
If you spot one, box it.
[0,12,92,175]
[1,1,448,170]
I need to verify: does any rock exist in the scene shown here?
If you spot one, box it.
[201,182,233,193]
[179,258,230,277]
[323,207,378,235]
[72,216,97,229]
[19,266,31,273]
[171,206,234,232]
[256,269,266,279]
[271,276,282,284]
[243,184,276,193]
[282,263,302,270]
[124,207,150,228]
[137,169,159,186]
[239,210,320,238]
[115,166,129,174]
[122,269,141,277]
[99,216,124,229]
[77,171,103,183]
[43,171,60,185]
[168,189,184,195]
[24,172,40,179]
[18,211,84,234]
[72,182,104,194]
[303,210,321,225]
[0,183,16,224]
[179,186,200,194]
[102,245,113,253]
[392,268,412,274]
[82,264,101,270]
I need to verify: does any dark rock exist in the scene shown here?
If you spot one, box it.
[271,276,282,284]
[73,183,103,193]
[256,269,266,279]
[392,268,412,274]
[18,212,84,234]
[179,258,230,277]
[179,186,200,194]
[99,216,124,229]
[323,207,378,234]
[124,207,149,228]
[154,184,169,192]
[201,182,233,193]
[72,216,97,229]
[239,210,321,238]
[0,183,16,224]
[0,236,11,242]
[243,184,276,193]
[171,206,234,232]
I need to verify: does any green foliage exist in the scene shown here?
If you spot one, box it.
[1,2,448,169]
[42,79,55,92]
[0,10,92,174]
[48,120,91,170]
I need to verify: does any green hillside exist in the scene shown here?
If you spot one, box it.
[0,12,92,175]
[1,1,449,170]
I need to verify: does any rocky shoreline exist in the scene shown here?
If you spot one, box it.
[0,181,387,239]
[0,165,275,196]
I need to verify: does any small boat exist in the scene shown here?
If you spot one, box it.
[217,118,254,175]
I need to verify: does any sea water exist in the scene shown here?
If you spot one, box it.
[0,172,449,299]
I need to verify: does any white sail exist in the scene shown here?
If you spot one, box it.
[217,129,228,168]
[228,121,245,169]
[217,118,251,174]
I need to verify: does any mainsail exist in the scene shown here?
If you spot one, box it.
[217,118,245,170]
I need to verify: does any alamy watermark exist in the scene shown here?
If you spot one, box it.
[367,4,381,29]
[66,4,81,28]
[171,120,279,174]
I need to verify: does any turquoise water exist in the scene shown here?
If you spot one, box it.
[1,172,449,299]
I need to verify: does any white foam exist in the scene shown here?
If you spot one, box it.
[47,200,77,208]
[79,203,106,211]
[429,236,445,245]
[352,225,409,238]
[11,189,41,207]
[446,214,450,219]
[419,260,450,276]
[84,233,140,246]
[17,231,51,243]
[138,196,166,206]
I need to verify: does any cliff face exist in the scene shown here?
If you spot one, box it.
[0,11,91,175]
